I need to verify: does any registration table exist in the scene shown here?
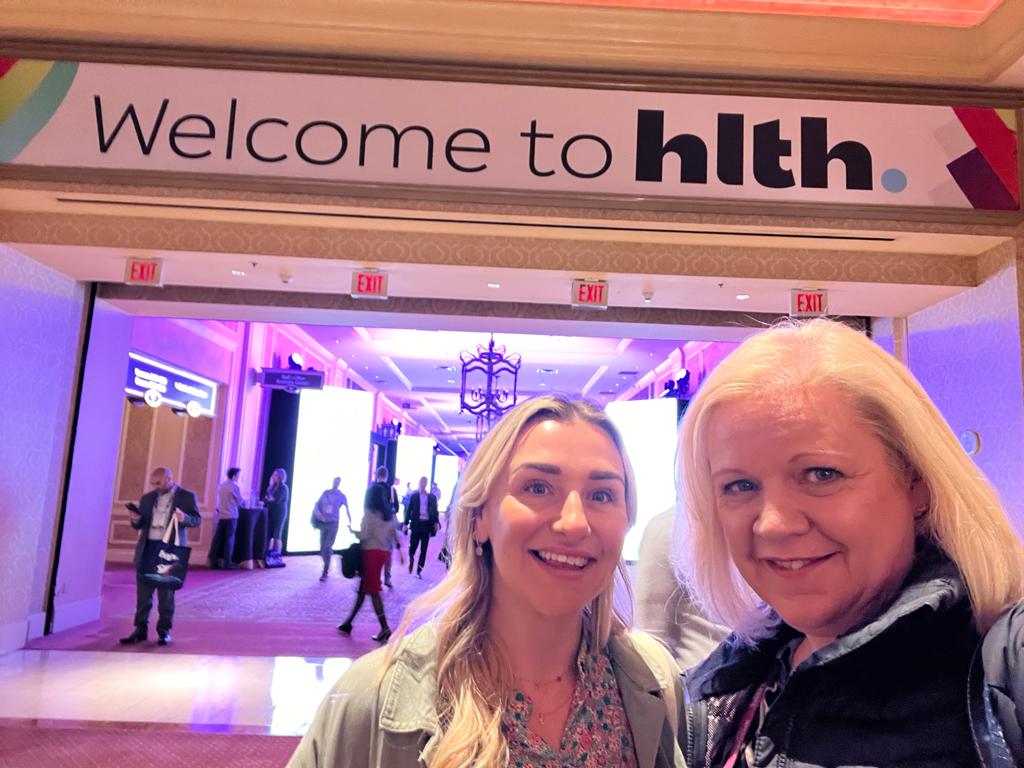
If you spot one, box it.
[232,506,269,569]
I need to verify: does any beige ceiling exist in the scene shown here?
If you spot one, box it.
[3,0,1024,89]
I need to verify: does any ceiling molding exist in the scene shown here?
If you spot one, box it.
[96,282,790,329]
[2,211,980,286]
[3,0,1024,88]
[3,176,1019,236]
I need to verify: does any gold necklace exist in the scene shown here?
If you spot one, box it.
[516,668,577,727]
[514,662,574,689]
[529,685,575,726]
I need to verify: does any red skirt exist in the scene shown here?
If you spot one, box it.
[360,548,388,593]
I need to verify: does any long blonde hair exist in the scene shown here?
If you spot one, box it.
[387,395,637,768]
[675,318,1024,640]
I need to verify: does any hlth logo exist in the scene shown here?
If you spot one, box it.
[634,110,907,193]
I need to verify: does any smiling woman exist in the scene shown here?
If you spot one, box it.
[674,319,1024,768]
[288,395,685,768]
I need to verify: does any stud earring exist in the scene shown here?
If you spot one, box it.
[914,506,929,519]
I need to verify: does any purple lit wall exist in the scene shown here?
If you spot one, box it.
[55,299,133,630]
[906,243,1024,535]
[0,245,85,652]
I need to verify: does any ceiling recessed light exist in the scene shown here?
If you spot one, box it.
[736,293,751,301]
[231,269,246,277]
[447,379,455,384]
[434,365,457,373]
[487,282,501,289]
[537,367,558,375]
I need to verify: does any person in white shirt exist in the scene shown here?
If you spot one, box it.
[210,467,243,570]
[312,477,349,581]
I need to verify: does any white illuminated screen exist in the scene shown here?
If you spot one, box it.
[287,386,375,553]
[605,398,679,562]
[432,454,461,512]
[394,435,436,516]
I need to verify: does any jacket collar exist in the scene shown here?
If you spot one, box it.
[687,542,966,698]
[609,632,674,768]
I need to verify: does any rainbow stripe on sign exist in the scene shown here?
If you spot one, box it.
[0,58,78,163]
[947,107,1019,211]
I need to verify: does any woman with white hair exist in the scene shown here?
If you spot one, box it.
[675,319,1024,767]
[289,395,684,768]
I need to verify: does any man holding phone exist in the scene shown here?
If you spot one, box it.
[120,466,201,646]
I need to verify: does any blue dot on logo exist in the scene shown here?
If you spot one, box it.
[881,168,907,193]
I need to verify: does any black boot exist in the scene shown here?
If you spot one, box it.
[370,594,391,643]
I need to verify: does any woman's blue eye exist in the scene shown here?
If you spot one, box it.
[591,489,614,503]
[806,467,842,483]
[723,479,757,495]
[524,481,549,495]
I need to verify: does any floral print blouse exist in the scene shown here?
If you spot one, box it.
[501,643,639,768]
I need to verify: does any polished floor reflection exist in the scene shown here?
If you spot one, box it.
[0,649,353,736]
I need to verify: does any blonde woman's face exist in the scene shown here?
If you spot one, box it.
[705,384,928,647]
[477,418,629,623]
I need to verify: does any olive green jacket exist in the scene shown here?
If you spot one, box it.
[288,625,685,768]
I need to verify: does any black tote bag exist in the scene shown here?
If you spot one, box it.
[141,517,191,590]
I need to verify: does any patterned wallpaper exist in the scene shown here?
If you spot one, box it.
[0,244,84,650]
[907,243,1024,534]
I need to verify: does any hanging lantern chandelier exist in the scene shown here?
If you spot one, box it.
[459,334,521,440]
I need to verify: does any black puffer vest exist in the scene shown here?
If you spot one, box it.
[682,548,1018,767]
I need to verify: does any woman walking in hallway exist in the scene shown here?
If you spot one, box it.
[337,466,403,642]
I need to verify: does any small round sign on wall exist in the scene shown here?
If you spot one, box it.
[958,430,981,456]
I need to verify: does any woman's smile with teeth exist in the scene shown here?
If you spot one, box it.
[533,550,590,568]
[767,555,831,570]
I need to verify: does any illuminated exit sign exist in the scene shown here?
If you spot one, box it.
[124,258,163,286]
[351,270,388,300]
[790,288,829,317]
[571,279,609,309]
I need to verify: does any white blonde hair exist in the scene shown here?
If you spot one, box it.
[387,395,637,768]
[675,318,1024,639]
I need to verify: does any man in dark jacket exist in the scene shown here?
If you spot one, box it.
[402,476,438,578]
[120,466,201,647]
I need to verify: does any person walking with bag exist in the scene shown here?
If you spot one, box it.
[337,466,403,642]
[120,466,201,647]
[312,477,349,582]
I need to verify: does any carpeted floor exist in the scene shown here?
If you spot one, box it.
[0,724,300,768]
[27,547,450,659]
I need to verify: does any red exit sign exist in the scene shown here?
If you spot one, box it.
[571,279,609,309]
[124,258,163,286]
[351,270,389,300]
[790,288,829,317]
